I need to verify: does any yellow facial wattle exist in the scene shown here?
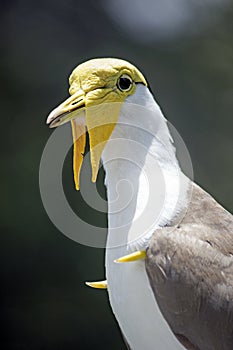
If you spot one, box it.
[46,58,147,190]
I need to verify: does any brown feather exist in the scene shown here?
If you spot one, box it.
[146,183,233,350]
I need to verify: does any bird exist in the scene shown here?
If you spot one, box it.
[46,58,233,350]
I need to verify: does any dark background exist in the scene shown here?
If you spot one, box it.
[1,1,233,349]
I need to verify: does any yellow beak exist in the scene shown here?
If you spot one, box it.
[47,89,121,190]
[47,89,86,190]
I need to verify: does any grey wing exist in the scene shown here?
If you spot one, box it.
[146,183,233,350]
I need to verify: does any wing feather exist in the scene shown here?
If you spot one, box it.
[146,183,233,350]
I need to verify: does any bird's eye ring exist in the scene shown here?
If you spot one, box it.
[117,74,133,92]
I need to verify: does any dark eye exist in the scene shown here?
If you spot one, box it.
[117,74,133,91]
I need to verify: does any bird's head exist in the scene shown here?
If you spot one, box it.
[47,58,147,190]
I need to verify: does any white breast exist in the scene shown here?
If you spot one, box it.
[102,85,187,349]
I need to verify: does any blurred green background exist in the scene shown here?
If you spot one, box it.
[1,1,233,349]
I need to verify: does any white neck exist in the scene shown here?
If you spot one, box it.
[102,85,187,349]
[102,84,189,251]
